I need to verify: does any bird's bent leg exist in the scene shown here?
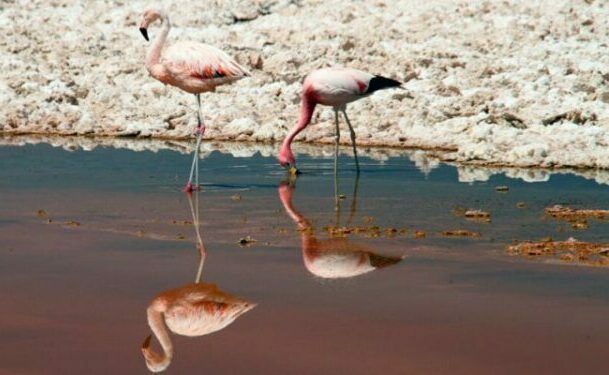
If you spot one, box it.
[186,146,197,191]
[194,94,206,190]
[195,136,199,189]
[334,109,341,211]
[334,108,341,146]
[184,94,205,193]
[195,94,206,135]
[342,110,360,173]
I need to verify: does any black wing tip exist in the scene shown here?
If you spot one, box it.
[369,253,403,268]
[375,75,402,86]
[366,75,402,93]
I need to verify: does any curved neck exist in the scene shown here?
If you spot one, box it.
[278,185,315,251]
[280,98,316,156]
[279,188,309,231]
[145,14,171,70]
[145,304,173,371]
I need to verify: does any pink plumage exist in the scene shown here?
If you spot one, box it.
[278,68,402,170]
[155,42,250,94]
[304,68,375,106]
[137,8,249,192]
[139,8,249,94]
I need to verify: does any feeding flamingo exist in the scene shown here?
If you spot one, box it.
[141,191,255,372]
[137,8,250,192]
[278,68,402,173]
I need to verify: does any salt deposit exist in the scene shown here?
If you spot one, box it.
[2,0,609,169]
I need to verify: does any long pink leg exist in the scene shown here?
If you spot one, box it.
[342,109,360,172]
[184,94,205,193]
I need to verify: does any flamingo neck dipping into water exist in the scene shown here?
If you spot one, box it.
[278,68,402,175]
[137,8,250,193]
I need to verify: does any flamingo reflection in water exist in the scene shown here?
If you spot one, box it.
[141,192,255,372]
[279,171,405,279]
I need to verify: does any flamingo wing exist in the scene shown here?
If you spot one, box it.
[311,68,374,97]
[308,68,401,106]
[163,41,250,83]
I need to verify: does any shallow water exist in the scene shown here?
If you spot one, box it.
[1,142,609,374]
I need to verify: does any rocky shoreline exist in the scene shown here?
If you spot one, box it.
[2,0,609,168]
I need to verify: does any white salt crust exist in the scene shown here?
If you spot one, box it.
[2,0,609,169]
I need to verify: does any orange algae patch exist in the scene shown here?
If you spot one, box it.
[545,205,609,220]
[544,205,609,230]
[324,225,409,239]
[441,230,481,238]
[571,222,589,230]
[413,230,426,238]
[464,209,491,223]
[507,238,609,267]
[464,210,490,219]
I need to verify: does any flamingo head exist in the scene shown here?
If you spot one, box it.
[138,8,165,41]
[278,147,300,177]
[141,334,172,372]
[278,149,295,169]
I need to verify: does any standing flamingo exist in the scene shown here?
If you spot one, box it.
[137,8,250,192]
[278,68,402,173]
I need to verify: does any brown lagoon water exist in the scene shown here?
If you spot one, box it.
[1,141,609,374]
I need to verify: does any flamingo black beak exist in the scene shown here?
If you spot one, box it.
[139,28,149,41]
[142,335,152,349]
